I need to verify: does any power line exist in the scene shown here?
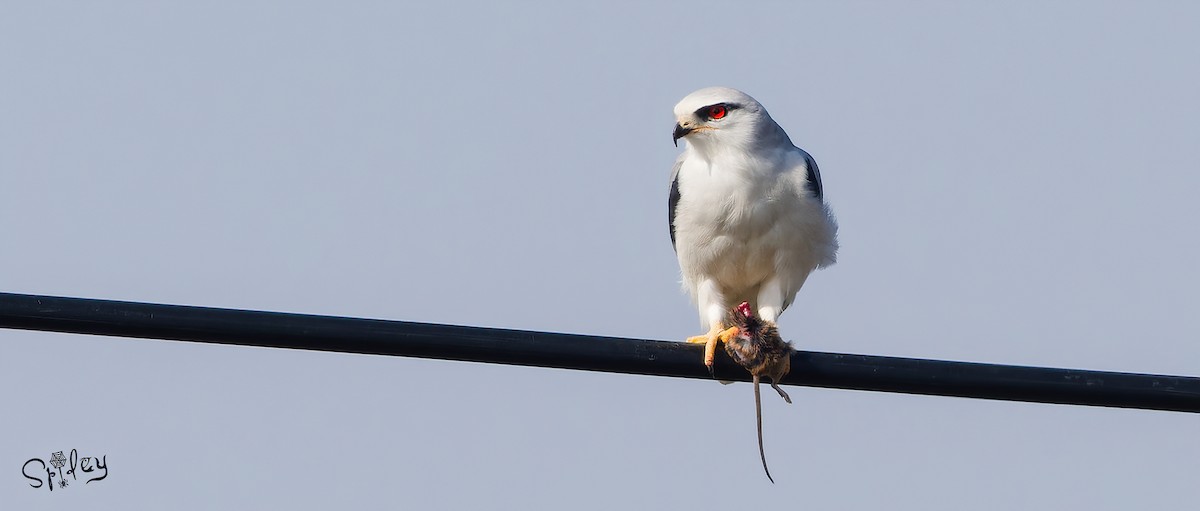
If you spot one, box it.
[2,291,1197,413]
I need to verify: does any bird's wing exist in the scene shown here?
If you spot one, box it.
[801,149,823,201]
[668,155,684,252]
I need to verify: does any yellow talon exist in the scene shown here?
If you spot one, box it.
[686,325,740,368]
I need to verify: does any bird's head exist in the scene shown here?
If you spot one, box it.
[672,87,789,152]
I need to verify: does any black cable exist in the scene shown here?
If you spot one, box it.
[1,292,1197,413]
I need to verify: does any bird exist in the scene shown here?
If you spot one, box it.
[668,87,838,369]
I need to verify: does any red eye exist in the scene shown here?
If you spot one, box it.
[708,105,727,119]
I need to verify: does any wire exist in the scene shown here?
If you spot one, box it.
[2,292,1197,413]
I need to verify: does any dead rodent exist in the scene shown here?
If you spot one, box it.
[723,301,793,483]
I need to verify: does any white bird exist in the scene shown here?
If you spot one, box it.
[669,87,838,368]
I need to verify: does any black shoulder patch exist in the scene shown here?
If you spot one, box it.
[668,171,681,251]
[803,152,823,201]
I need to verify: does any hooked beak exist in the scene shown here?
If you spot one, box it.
[672,123,693,147]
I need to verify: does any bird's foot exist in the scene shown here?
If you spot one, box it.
[686,325,740,371]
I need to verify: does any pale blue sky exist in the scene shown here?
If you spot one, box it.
[3,2,1198,509]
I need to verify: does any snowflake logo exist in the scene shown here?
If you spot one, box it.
[59,478,69,489]
[49,451,66,469]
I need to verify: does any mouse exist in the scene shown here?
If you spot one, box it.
[722,301,794,483]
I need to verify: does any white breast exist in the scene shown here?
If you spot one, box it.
[673,149,836,303]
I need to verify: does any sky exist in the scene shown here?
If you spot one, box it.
[2,1,1198,509]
